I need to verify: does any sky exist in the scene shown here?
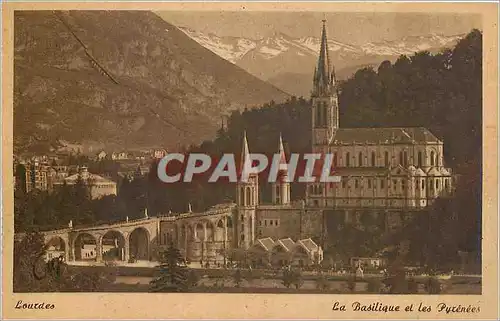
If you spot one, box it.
[157,11,481,44]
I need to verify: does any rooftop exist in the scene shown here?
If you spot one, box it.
[330,127,441,145]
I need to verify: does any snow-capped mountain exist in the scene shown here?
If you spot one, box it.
[178,26,464,96]
[178,27,256,63]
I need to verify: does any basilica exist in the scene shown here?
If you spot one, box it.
[230,20,455,261]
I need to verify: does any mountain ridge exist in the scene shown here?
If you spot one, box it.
[177,26,464,96]
[14,11,289,154]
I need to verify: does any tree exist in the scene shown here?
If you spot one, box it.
[150,242,189,292]
[187,269,200,288]
[315,273,331,291]
[233,269,243,288]
[282,268,303,289]
[14,232,112,292]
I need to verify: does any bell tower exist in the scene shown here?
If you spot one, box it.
[311,20,339,153]
[272,134,291,205]
[236,131,258,249]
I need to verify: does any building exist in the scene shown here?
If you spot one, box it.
[54,166,117,199]
[96,150,107,161]
[305,20,454,211]
[26,20,455,268]
[151,148,167,159]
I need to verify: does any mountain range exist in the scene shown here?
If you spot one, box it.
[14,11,288,154]
[178,26,464,97]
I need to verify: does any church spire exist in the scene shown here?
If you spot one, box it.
[278,133,287,172]
[313,19,334,96]
[240,131,251,173]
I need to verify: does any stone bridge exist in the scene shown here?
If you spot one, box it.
[15,203,237,265]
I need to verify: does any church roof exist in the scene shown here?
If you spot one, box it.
[297,238,319,252]
[330,127,441,145]
[277,238,295,252]
[256,237,275,251]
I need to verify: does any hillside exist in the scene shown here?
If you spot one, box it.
[14,11,288,154]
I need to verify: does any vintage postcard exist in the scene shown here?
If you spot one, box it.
[2,1,499,319]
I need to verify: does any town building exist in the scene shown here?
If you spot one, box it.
[24,20,455,269]
[53,166,117,199]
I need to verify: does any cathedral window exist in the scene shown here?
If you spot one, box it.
[355,179,359,188]
[323,103,328,127]
[371,152,376,167]
[399,152,403,166]
[430,151,435,166]
[421,179,425,190]
[403,151,408,167]
[393,180,397,190]
[316,105,321,128]
[380,179,385,189]
[368,179,371,188]
[384,152,389,167]
[418,152,423,167]
[436,180,439,189]
[358,152,363,167]
[416,180,419,189]
[346,153,350,167]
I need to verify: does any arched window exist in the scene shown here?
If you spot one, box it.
[421,179,425,190]
[246,187,251,206]
[323,103,328,126]
[354,179,359,188]
[430,151,435,166]
[316,104,321,128]
[399,151,403,166]
[418,151,423,167]
[371,152,376,167]
[240,187,245,205]
[346,152,350,167]
[384,151,389,167]
[358,152,363,167]
[403,151,408,167]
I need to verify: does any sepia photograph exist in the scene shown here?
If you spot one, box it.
[2,2,499,319]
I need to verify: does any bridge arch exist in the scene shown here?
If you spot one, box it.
[102,230,126,261]
[205,220,215,242]
[129,227,150,261]
[74,233,97,261]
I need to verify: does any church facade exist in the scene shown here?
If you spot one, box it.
[229,20,455,262]
[28,21,455,268]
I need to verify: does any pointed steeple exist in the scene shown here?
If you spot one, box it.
[278,133,287,172]
[240,131,251,173]
[313,19,334,96]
